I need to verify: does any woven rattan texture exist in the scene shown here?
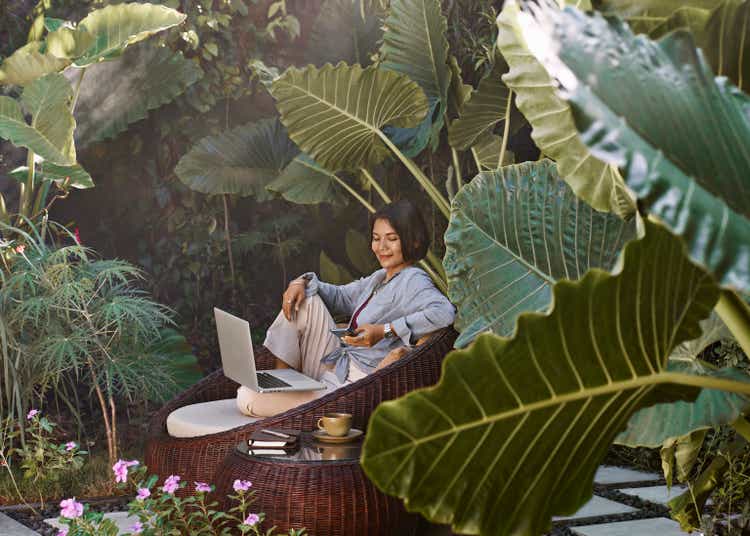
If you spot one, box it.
[144,327,458,493]
[213,447,419,535]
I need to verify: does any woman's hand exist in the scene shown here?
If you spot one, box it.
[282,280,306,321]
[343,324,385,347]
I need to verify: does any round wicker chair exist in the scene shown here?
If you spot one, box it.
[144,326,458,492]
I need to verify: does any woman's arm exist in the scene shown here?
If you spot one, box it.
[294,271,374,317]
[388,272,456,345]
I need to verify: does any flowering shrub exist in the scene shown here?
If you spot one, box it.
[57,460,306,536]
[0,411,88,508]
[11,411,88,485]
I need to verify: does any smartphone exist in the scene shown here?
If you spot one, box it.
[330,327,357,338]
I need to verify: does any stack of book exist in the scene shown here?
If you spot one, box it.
[247,428,300,456]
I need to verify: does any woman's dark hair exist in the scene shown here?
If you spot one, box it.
[369,200,430,263]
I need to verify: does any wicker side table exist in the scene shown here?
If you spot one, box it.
[213,433,419,536]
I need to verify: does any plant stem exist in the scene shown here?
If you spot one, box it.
[498,90,513,168]
[0,452,39,516]
[378,133,450,218]
[71,68,87,114]
[222,194,237,295]
[87,360,115,465]
[450,148,463,186]
[470,147,482,173]
[331,174,375,212]
[360,168,390,203]
[715,289,750,358]
[20,150,35,221]
[669,436,747,530]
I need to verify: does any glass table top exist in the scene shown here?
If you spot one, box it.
[237,431,363,463]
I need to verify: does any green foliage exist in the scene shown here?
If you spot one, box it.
[4,412,87,484]
[175,118,299,199]
[307,0,383,66]
[617,315,750,448]
[546,7,750,296]
[267,154,350,206]
[443,160,635,348]
[362,221,735,535]
[71,42,202,148]
[0,222,191,437]
[59,461,307,535]
[497,1,635,217]
[379,0,450,154]
[0,73,76,165]
[271,63,429,171]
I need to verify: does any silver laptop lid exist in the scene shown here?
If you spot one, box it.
[214,308,259,390]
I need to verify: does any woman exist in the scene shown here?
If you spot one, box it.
[237,200,455,417]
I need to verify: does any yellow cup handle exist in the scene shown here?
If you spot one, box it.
[317,418,325,431]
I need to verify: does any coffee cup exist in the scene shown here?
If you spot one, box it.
[316,412,352,437]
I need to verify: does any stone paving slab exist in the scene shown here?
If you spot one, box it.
[594,466,661,485]
[572,517,687,536]
[0,513,40,536]
[553,495,637,521]
[617,485,687,505]
[45,512,138,534]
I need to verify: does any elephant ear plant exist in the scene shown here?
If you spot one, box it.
[0,3,189,229]
[360,3,750,535]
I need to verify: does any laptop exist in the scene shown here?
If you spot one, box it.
[214,308,326,393]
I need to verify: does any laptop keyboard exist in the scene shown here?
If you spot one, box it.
[256,372,292,389]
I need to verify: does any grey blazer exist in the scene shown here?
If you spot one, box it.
[299,266,456,382]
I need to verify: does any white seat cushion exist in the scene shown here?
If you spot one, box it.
[166,399,260,438]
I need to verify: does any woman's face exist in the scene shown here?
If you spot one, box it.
[371,218,408,275]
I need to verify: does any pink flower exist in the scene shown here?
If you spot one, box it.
[59,497,84,519]
[129,521,143,534]
[232,479,252,492]
[65,442,76,452]
[56,529,68,536]
[194,481,211,493]
[26,409,39,420]
[162,474,181,494]
[244,513,260,526]
[14,244,25,254]
[136,487,151,500]
[73,228,81,245]
[112,459,139,483]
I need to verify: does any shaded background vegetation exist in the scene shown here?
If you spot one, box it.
[1,0,515,372]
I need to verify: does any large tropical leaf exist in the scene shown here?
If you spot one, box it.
[175,119,299,199]
[695,1,750,94]
[270,62,428,172]
[0,74,75,165]
[361,220,744,535]
[0,42,71,87]
[73,3,186,66]
[533,7,750,295]
[380,0,450,153]
[597,1,750,94]
[472,133,514,171]
[69,43,202,147]
[448,59,511,150]
[444,160,635,348]
[496,1,635,217]
[267,154,349,205]
[307,0,383,66]
[10,163,94,189]
[616,315,750,447]
[594,0,720,34]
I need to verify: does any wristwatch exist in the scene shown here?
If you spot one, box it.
[383,323,395,339]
